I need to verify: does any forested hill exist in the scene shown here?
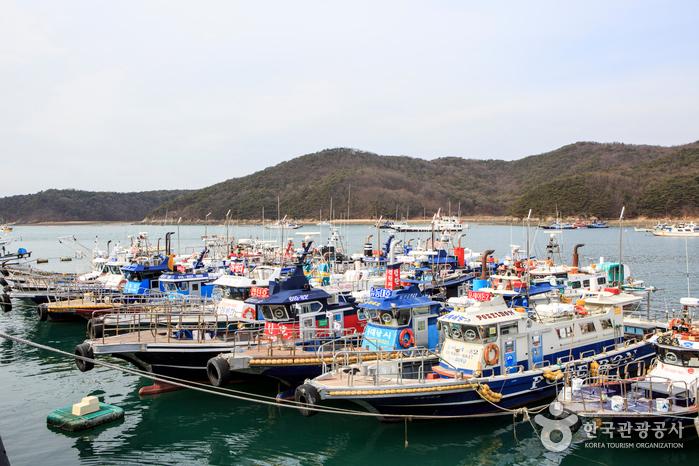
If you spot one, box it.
[0,189,187,223]
[150,141,699,220]
[1,141,698,223]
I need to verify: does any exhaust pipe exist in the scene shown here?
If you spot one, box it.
[572,243,585,268]
[481,249,495,279]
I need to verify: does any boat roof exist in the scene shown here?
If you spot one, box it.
[254,287,330,305]
[159,272,215,282]
[680,297,699,307]
[212,274,260,288]
[360,285,440,311]
[440,297,523,325]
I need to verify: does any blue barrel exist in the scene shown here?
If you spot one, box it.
[472,279,490,291]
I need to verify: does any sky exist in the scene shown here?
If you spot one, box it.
[1,1,698,196]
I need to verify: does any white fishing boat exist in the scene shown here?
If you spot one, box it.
[652,222,699,237]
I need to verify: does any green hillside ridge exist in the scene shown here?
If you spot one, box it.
[0,189,187,223]
[1,141,698,223]
[151,142,699,220]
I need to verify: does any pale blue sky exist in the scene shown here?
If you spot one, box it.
[1,1,698,195]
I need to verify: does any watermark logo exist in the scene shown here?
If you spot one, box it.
[534,401,578,452]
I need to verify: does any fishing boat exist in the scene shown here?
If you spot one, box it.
[296,288,655,419]
[540,222,576,230]
[205,264,364,389]
[265,215,301,230]
[207,246,445,392]
[652,222,699,237]
[389,210,466,233]
[586,220,609,229]
[556,297,699,438]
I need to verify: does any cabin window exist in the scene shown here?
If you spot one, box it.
[657,347,699,368]
[480,325,498,342]
[261,305,288,320]
[582,279,590,287]
[557,326,574,338]
[396,309,412,326]
[222,287,251,300]
[165,283,177,292]
[357,309,370,321]
[296,301,323,314]
[177,282,189,291]
[192,283,199,291]
[500,324,518,336]
[597,277,606,285]
[412,306,430,316]
[600,319,613,330]
[570,281,581,289]
[579,322,596,334]
[417,319,427,332]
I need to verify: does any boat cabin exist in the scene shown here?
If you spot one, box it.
[121,256,171,295]
[436,291,625,377]
[159,271,218,298]
[359,285,444,351]
[246,266,362,341]
[211,266,281,321]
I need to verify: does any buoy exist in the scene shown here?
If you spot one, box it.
[138,381,182,396]
[47,400,124,432]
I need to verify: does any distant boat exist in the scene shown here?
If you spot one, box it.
[265,215,301,230]
[389,210,465,233]
[540,222,575,230]
[652,222,699,237]
[586,220,609,229]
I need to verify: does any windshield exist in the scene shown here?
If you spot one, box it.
[439,322,497,342]
[657,347,699,368]
[261,305,289,321]
[220,286,251,300]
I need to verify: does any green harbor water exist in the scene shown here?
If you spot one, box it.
[1,224,698,465]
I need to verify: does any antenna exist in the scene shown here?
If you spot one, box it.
[686,237,691,297]
[618,206,625,289]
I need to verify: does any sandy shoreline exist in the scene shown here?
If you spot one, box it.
[11,216,693,227]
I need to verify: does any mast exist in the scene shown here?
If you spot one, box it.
[618,206,625,289]
[347,184,351,221]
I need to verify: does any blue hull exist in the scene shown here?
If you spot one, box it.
[330,343,655,418]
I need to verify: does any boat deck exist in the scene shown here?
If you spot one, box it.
[95,329,250,346]
[562,386,697,416]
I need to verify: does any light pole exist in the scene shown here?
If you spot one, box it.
[177,217,182,256]
[225,209,232,251]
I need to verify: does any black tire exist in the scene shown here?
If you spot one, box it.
[0,277,8,287]
[37,304,48,321]
[0,294,11,313]
[75,343,95,372]
[207,357,231,387]
[294,384,320,417]
[87,318,104,339]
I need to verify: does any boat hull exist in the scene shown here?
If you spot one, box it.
[313,342,655,419]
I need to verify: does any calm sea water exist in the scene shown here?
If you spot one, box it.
[1,223,698,465]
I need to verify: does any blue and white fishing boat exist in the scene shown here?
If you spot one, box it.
[298,288,655,419]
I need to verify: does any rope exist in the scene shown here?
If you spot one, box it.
[0,331,537,420]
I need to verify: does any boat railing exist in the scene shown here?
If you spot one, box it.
[96,310,256,344]
[567,374,697,414]
[324,345,439,386]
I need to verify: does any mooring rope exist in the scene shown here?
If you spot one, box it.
[0,330,538,420]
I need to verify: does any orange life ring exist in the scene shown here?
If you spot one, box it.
[242,307,256,320]
[398,328,415,348]
[484,343,500,366]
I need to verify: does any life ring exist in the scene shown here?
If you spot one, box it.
[242,307,256,320]
[484,343,500,366]
[398,328,415,348]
